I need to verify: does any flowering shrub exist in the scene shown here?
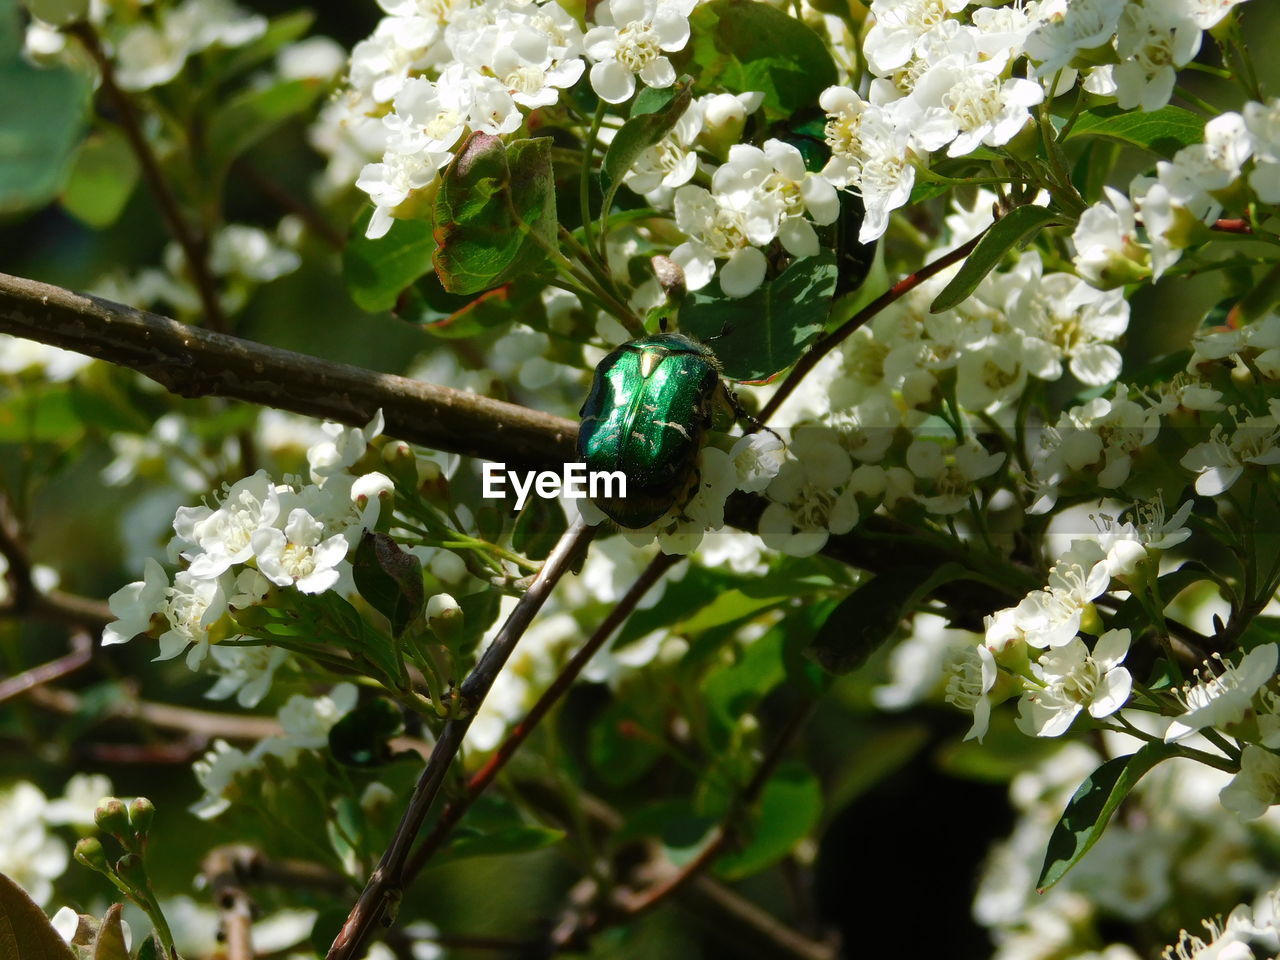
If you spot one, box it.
[5,0,1280,956]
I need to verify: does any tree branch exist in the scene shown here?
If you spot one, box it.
[0,631,93,704]
[67,24,228,334]
[0,270,1023,626]
[0,271,576,471]
[404,552,681,880]
[327,519,596,960]
[758,231,986,424]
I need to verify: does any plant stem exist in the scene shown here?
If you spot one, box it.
[326,519,596,960]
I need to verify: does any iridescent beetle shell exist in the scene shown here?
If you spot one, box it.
[577,333,725,529]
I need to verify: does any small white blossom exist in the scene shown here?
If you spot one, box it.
[1220,744,1280,819]
[584,0,695,103]
[191,740,255,819]
[1016,628,1132,737]
[251,508,350,594]
[1181,405,1280,496]
[1164,644,1279,742]
[102,557,169,647]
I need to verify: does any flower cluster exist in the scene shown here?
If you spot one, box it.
[102,414,392,701]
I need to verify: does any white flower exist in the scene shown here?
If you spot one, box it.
[191,740,256,819]
[1114,3,1201,112]
[1072,186,1150,289]
[0,783,67,908]
[1016,628,1132,737]
[254,683,358,763]
[155,571,229,668]
[584,0,695,103]
[357,144,452,240]
[862,0,968,76]
[910,55,1044,158]
[44,773,114,827]
[905,437,1004,515]
[307,410,385,482]
[1024,0,1126,76]
[712,139,840,258]
[1181,406,1280,496]
[1176,0,1252,30]
[670,183,779,297]
[174,471,284,579]
[1012,552,1111,649]
[1164,644,1279,742]
[1245,97,1280,203]
[730,431,786,493]
[209,225,300,283]
[944,642,998,742]
[1220,745,1280,819]
[251,508,349,594]
[102,557,169,646]
[759,430,858,556]
[1162,901,1270,960]
[205,645,288,708]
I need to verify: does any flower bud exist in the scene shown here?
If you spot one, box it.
[74,837,109,873]
[697,94,750,159]
[426,592,463,645]
[94,797,130,836]
[382,441,418,486]
[651,255,686,303]
[128,797,156,835]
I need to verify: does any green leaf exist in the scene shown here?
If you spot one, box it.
[511,495,567,561]
[205,78,323,181]
[353,531,425,637]
[92,905,128,960]
[600,76,693,214]
[688,0,836,118]
[807,563,966,674]
[682,250,838,381]
[930,206,1059,313]
[0,870,77,960]
[432,133,557,295]
[703,628,786,745]
[343,210,437,313]
[1064,104,1204,158]
[1036,742,1176,892]
[0,40,89,214]
[715,764,822,879]
[394,272,545,338]
[442,825,565,861]
[589,698,664,787]
[60,127,139,228]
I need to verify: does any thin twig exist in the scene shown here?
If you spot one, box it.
[610,704,814,920]
[0,490,112,629]
[237,162,346,251]
[404,552,681,879]
[66,24,228,334]
[757,230,987,424]
[0,632,93,703]
[327,519,596,960]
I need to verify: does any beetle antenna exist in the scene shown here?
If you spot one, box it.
[703,321,736,343]
[723,384,784,446]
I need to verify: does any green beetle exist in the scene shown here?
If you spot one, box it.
[577,333,731,529]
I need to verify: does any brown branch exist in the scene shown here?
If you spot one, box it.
[327,519,596,960]
[758,230,987,424]
[27,685,285,741]
[0,631,93,703]
[515,780,836,960]
[610,705,814,921]
[0,272,576,471]
[0,271,1022,623]
[67,24,228,334]
[237,162,346,251]
[404,552,681,880]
